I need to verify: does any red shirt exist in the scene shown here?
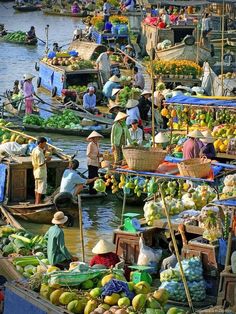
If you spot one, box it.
[90,253,120,268]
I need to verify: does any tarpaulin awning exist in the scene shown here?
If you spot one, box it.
[166,95,236,108]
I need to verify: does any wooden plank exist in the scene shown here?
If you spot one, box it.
[216,153,236,160]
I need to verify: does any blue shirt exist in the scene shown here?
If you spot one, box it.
[102,81,120,98]
[83,93,96,110]
[60,169,86,195]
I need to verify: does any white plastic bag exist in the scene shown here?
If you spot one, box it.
[137,237,162,266]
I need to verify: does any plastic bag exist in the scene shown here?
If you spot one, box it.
[137,237,162,266]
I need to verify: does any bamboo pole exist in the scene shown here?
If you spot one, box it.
[120,192,127,227]
[78,195,85,262]
[159,186,194,313]
[150,46,155,146]
[220,0,225,96]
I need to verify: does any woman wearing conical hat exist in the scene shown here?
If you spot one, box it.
[200,130,216,160]
[183,130,204,159]
[86,131,103,194]
[111,112,132,164]
[90,239,120,268]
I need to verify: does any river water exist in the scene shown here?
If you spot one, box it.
[0,5,142,261]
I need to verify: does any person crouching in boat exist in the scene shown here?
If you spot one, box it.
[60,159,98,196]
[26,26,36,42]
[45,211,78,269]
[86,131,104,195]
[102,75,121,100]
[32,137,51,205]
[90,239,120,268]
[23,73,35,115]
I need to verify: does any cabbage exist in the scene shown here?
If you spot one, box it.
[94,179,106,193]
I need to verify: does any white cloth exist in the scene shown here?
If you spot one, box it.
[96,52,110,73]
[126,106,140,125]
[201,17,211,31]
[0,142,27,156]
[128,127,143,145]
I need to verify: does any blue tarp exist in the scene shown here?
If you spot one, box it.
[166,95,236,108]
[0,164,7,202]
[213,199,236,207]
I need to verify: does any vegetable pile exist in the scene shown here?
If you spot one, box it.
[42,55,94,71]
[68,85,88,93]
[3,31,26,43]
[117,86,142,107]
[23,110,81,129]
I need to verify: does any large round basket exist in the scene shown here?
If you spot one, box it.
[178,157,211,178]
[122,146,166,171]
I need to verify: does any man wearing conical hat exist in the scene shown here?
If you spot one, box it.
[111,112,132,164]
[102,75,121,100]
[183,130,204,159]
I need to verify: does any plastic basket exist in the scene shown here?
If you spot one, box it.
[122,146,166,171]
[178,157,211,178]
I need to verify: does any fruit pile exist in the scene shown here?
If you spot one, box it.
[220,174,236,199]
[160,257,206,302]
[218,72,236,80]
[0,120,28,145]
[42,56,94,70]
[3,31,26,43]
[212,125,236,153]
[68,85,88,94]
[117,87,141,107]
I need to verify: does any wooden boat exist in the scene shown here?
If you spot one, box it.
[23,124,112,138]
[155,42,213,64]
[42,8,91,17]
[13,4,41,12]
[0,35,37,46]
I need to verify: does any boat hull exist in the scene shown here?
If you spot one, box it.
[42,8,90,17]
[13,5,41,12]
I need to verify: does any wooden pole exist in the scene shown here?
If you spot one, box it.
[159,186,194,313]
[150,46,155,147]
[120,191,127,227]
[220,0,225,96]
[78,195,85,262]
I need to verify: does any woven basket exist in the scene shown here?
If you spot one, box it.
[122,146,166,171]
[178,157,211,178]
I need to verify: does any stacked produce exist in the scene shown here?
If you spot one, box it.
[218,72,236,80]
[199,206,222,243]
[0,225,48,279]
[0,120,29,145]
[117,86,142,107]
[42,54,94,71]
[2,31,27,43]
[23,110,81,129]
[160,257,206,302]
[68,85,88,94]
[220,174,236,199]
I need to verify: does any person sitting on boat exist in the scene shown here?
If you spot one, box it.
[83,86,97,114]
[133,66,145,90]
[90,239,120,268]
[12,80,20,96]
[53,42,60,52]
[0,24,7,37]
[73,26,83,41]
[138,90,151,122]
[123,45,135,69]
[183,130,204,160]
[85,23,94,41]
[86,131,104,195]
[26,26,36,42]
[103,75,121,100]
[160,241,180,271]
[126,99,140,126]
[111,112,131,164]
[71,1,80,14]
[127,119,143,146]
[23,73,36,115]
[103,0,111,24]
[45,211,78,269]
[104,20,113,33]
[96,47,114,84]
[60,159,98,196]
[32,137,51,205]
[200,130,216,160]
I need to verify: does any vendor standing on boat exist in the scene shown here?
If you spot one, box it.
[90,239,120,268]
[111,112,131,164]
[86,131,103,194]
[32,137,51,205]
[60,159,98,196]
[133,66,145,90]
[26,26,37,42]
[83,86,97,113]
[183,130,204,160]
[45,211,76,269]
[138,90,151,122]
[96,47,114,84]
[127,119,143,146]
[23,73,35,115]
[123,45,135,69]
[103,0,111,23]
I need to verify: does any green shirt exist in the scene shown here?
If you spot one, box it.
[45,225,72,265]
[111,121,131,146]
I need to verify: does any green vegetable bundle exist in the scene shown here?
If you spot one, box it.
[3,31,26,43]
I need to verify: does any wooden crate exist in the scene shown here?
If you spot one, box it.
[217,271,236,308]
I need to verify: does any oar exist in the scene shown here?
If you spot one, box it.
[59,42,71,49]
[37,37,46,44]
[78,195,85,262]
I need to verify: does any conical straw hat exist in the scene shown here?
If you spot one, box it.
[187,129,203,138]
[201,130,215,143]
[87,131,103,140]
[126,99,139,109]
[109,75,120,83]
[111,88,121,97]
[155,132,169,144]
[92,239,116,254]
[114,111,128,122]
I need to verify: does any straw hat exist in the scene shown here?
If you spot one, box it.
[125,44,133,49]
[141,90,151,96]
[174,85,191,92]
[87,131,103,140]
[108,101,121,113]
[187,129,203,138]
[52,211,68,225]
[126,99,139,109]
[201,130,215,143]
[155,132,169,144]
[111,88,121,97]
[109,75,120,83]
[114,111,128,122]
[23,73,35,80]
[92,239,115,254]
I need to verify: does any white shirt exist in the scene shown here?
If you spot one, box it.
[103,2,111,16]
[202,17,211,31]
[126,106,140,125]
[96,52,110,73]
[128,127,143,145]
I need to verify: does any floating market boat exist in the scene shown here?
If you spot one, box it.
[0,33,37,46]
[13,4,41,12]
[42,8,91,17]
